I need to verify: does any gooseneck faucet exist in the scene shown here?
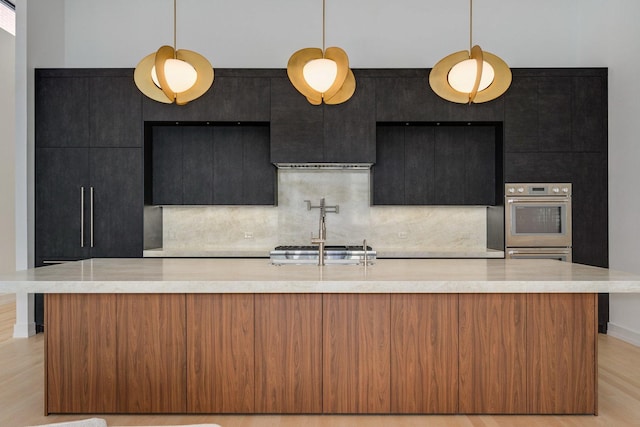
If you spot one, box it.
[305,198,339,266]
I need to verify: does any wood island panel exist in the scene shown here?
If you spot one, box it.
[116,294,186,413]
[255,294,323,413]
[527,293,597,414]
[323,294,391,414]
[390,294,459,413]
[187,294,255,413]
[45,294,117,414]
[459,293,527,414]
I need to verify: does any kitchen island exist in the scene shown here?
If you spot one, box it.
[2,258,640,416]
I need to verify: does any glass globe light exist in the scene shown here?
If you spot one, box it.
[448,59,495,93]
[303,58,338,93]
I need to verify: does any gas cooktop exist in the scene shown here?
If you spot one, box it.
[270,245,376,265]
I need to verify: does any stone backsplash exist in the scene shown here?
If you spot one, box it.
[160,169,488,252]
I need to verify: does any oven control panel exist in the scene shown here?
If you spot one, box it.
[505,183,571,196]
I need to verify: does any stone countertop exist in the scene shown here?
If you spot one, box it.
[142,248,505,259]
[1,258,640,294]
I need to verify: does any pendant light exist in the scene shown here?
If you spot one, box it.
[134,0,214,105]
[287,0,355,105]
[429,0,511,104]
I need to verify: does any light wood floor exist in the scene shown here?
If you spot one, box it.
[1,294,640,427]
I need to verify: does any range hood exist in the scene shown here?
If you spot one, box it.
[274,163,372,170]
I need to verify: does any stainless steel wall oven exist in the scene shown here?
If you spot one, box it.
[505,183,572,261]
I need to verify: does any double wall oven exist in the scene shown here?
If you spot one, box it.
[505,183,572,262]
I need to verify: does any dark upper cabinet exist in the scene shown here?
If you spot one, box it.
[572,75,607,152]
[373,124,497,206]
[323,77,376,163]
[375,74,504,122]
[90,76,143,147]
[270,74,376,163]
[270,77,325,163]
[504,69,607,153]
[36,70,142,148]
[36,76,90,148]
[143,75,271,122]
[35,147,143,262]
[151,124,275,205]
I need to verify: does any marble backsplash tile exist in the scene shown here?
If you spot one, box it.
[161,169,488,251]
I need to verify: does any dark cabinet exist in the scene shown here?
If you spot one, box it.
[35,69,144,264]
[35,147,143,262]
[375,75,504,122]
[504,70,607,154]
[143,74,271,122]
[373,124,497,205]
[36,70,142,148]
[35,69,145,331]
[270,75,376,163]
[151,124,275,205]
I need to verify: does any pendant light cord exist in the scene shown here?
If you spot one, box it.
[469,0,473,51]
[173,0,177,57]
[322,0,326,57]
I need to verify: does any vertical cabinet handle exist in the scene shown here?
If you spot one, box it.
[90,187,94,248]
[80,187,85,247]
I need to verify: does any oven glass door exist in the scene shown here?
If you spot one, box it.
[506,197,571,247]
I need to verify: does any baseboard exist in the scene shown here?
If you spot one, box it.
[607,322,640,347]
[13,321,36,338]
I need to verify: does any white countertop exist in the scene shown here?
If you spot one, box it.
[1,258,640,294]
[142,248,505,259]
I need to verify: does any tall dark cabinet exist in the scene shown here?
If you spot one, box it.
[35,69,144,330]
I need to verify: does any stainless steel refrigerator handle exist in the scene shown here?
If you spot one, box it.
[80,187,85,247]
[90,187,94,248]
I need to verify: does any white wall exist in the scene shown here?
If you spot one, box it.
[0,27,15,275]
[16,0,640,343]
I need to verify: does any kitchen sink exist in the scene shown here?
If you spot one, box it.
[270,245,376,265]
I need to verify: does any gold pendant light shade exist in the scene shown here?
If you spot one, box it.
[135,47,213,105]
[287,46,355,105]
[134,0,214,106]
[430,45,511,104]
[287,0,355,105]
[429,0,511,104]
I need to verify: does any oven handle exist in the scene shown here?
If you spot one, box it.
[506,196,571,204]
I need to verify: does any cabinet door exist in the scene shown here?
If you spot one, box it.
[434,127,466,204]
[183,127,214,204]
[459,294,527,414]
[242,126,275,205]
[143,76,270,122]
[213,126,245,204]
[404,126,435,204]
[35,75,90,148]
[90,75,142,147]
[323,294,390,413]
[390,294,458,414]
[527,294,597,414]
[90,148,143,258]
[372,126,405,205]
[255,294,322,413]
[464,126,497,205]
[538,77,572,152]
[270,77,324,163]
[573,75,607,153]
[46,294,117,414]
[187,294,254,413]
[35,148,90,261]
[323,76,376,163]
[117,294,186,413]
[152,126,183,205]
